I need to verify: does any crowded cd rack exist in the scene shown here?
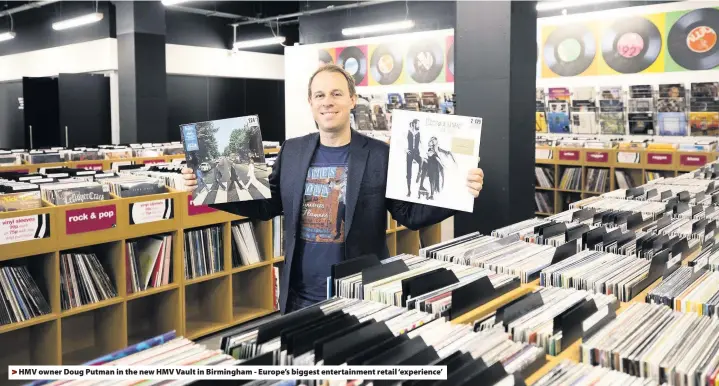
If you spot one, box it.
[535,145,719,215]
[0,152,441,382]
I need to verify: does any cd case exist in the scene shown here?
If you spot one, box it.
[385,110,481,213]
[180,116,271,206]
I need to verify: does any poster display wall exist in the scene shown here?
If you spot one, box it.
[284,29,455,140]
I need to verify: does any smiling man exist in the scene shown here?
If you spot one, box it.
[181,64,485,314]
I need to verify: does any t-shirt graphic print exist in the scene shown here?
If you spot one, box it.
[300,165,347,243]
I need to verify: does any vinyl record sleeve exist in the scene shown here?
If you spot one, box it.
[386,110,481,213]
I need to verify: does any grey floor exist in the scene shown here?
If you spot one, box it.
[195,312,282,350]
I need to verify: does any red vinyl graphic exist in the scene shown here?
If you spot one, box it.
[65,204,117,235]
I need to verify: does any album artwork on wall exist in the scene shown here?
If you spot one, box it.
[180,116,271,206]
[385,110,482,213]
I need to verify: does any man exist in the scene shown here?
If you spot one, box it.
[181,64,484,314]
[406,119,422,197]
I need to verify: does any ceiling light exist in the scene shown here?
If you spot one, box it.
[52,12,104,31]
[0,31,16,42]
[161,0,190,6]
[342,20,415,36]
[233,36,285,49]
[536,0,622,12]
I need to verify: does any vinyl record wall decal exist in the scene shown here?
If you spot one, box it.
[446,35,455,83]
[543,24,597,77]
[667,7,719,70]
[337,45,368,86]
[601,17,662,73]
[405,39,445,84]
[369,44,403,85]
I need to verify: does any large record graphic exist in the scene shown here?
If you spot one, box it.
[543,24,597,77]
[405,39,445,84]
[337,46,367,85]
[370,44,403,85]
[601,17,662,73]
[667,7,719,70]
[447,40,454,77]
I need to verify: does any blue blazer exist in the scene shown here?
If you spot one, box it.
[211,130,456,313]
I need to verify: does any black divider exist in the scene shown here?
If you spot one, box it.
[675,201,690,215]
[533,221,557,235]
[460,361,510,386]
[572,208,595,222]
[695,192,706,203]
[603,228,623,245]
[707,181,716,193]
[693,219,708,234]
[692,205,703,218]
[628,249,670,299]
[364,336,428,366]
[347,335,409,365]
[401,268,459,307]
[291,313,359,357]
[540,222,567,238]
[661,190,673,200]
[566,224,589,243]
[584,227,606,249]
[254,304,326,344]
[314,320,372,360]
[332,254,381,281]
[323,321,395,365]
[706,220,717,239]
[713,193,719,205]
[646,189,657,199]
[707,206,717,216]
[494,291,543,328]
[448,276,521,320]
[406,352,473,386]
[552,298,598,352]
[626,213,644,229]
[616,230,636,249]
[627,187,645,198]
[281,310,344,350]
[440,357,488,386]
[678,191,691,202]
[582,301,618,341]
[656,215,672,230]
[363,260,409,284]
[551,241,579,265]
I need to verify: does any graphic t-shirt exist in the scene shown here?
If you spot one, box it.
[290,144,349,302]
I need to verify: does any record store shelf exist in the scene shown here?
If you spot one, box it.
[534,146,719,215]
[0,187,438,369]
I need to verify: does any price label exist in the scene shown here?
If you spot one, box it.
[647,153,673,165]
[65,205,117,235]
[130,199,174,225]
[680,154,707,167]
[585,151,608,163]
[187,195,217,216]
[559,150,579,161]
[0,214,50,245]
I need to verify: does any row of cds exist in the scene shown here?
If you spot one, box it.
[220,297,544,386]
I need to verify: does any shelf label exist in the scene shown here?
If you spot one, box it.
[617,152,640,164]
[65,204,117,235]
[187,195,217,216]
[77,163,103,171]
[0,213,50,245]
[1,168,29,173]
[559,150,579,161]
[585,151,608,163]
[680,154,707,167]
[143,158,166,165]
[130,198,174,225]
[535,149,552,160]
[647,153,673,165]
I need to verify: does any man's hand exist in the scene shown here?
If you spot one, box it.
[467,167,484,198]
[181,168,198,191]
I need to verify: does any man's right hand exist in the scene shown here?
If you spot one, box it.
[181,168,198,191]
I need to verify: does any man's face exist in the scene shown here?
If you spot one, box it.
[309,71,356,133]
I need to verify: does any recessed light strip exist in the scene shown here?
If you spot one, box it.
[342,20,415,36]
[0,31,16,42]
[52,12,104,31]
[233,36,286,49]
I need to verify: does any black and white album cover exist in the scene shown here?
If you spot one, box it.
[386,110,482,213]
[180,116,271,206]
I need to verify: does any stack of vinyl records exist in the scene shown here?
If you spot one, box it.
[0,181,42,212]
[272,216,284,259]
[184,225,224,280]
[474,286,618,355]
[615,170,637,189]
[0,150,21,165]
[419,232,558,283]
[535,166,555,189]
[534,359,661,385]
[570,197,667,220]
[99,175,166,198]
[0,264,51,326]
[100,147,134,160]
[559,168,582,190]
[126,235,173,294]
[40,181,111,205]
[645,265,719,315]
[124,164,186,190]
[332,254,520,319]
[581,302,719,383]
[220,297,545,385]
[231,221,263,267]
[25,331,236,386]
[585,168,609,193]
[62,148,102,161]
[535,192,553,213]
[60,252,117,310]
[24,150,62,164]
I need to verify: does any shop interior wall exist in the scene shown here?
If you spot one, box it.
[0,1,287,148]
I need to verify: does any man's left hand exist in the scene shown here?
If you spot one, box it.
[467,168,484,198]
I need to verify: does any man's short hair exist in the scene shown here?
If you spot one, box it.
[308,64,356,98]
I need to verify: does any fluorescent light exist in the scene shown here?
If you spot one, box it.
[0,32,16,42]
[342,20,415,36]
[52,12,104,31]
[536,0,622,12]
[161,0,189,5]
[233,36,285,49]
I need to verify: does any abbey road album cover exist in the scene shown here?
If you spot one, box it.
[386,109,482,212]
[180,116,271,206]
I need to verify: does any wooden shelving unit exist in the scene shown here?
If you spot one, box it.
[534,146,719,214]
[0,155,442,370]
